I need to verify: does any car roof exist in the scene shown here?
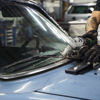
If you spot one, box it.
[0,0,33,3]
[0,0,59,31]
[0,0,44,12]
[0,0,50,21]
[0,0,38,7]
[0,0,43,13]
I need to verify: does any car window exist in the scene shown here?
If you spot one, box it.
[0,3,71,79]
[68,6,95,14]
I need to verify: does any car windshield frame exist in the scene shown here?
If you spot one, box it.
[0,2,73,79]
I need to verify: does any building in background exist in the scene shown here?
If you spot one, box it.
[43,0,61,20]
[31,0,69,21]
[30,0,97,21]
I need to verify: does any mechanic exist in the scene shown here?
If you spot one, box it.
[67,0,100,64]
[82,0,100,64]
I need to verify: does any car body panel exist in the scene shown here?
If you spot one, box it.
[0,63,75,94]
[0,92,76,100]
[0,62,79,100]
[39,69,100,100]
[66,14,91,21]
[0,62,100,99]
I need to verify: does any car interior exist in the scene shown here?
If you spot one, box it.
[0,5,39,68]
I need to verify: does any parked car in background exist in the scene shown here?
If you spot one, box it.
[0,0,100,100]
[67,19,87,37]
[64,3,96,22]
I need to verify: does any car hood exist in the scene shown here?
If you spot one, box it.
[0,62,100,100]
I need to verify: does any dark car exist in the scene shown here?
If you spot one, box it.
[0,0,100,100]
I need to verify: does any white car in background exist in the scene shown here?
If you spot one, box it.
[64,3,96,22]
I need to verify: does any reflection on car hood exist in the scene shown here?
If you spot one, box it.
[0,62,100,100]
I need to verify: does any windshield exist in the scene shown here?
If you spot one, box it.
[68,5,95,14]
[0,3,71,79]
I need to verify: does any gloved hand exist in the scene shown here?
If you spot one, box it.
[67,45,89,60]
[84,45,100,64]
[67,30,97,60]
[82,30,97,47]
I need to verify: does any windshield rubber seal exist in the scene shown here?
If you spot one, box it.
[0,59,70,80]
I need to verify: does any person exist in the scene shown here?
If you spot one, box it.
[67,0,100,65]
[82,0,100,64]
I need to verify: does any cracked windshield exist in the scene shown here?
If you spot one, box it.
[0,4,70,75]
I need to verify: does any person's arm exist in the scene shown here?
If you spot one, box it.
[85,11,100,33]
[82,11,100,47]
[86,0,100,33]
[84,11,100,64]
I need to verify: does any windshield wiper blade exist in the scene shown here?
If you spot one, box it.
[2,52,63,70]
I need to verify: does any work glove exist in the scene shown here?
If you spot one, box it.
[82,30,97,47]
[67,30,97,60]
[84,45,100,64]
[67,45,88,60]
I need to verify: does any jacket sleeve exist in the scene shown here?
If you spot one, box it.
[95,0,100,11]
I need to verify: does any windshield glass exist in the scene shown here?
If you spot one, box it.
[68,5,95,14]
[0,3,71,78]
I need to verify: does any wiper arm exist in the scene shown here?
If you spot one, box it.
[2,52,63,71]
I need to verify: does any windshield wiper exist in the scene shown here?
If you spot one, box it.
[1,52,63,71]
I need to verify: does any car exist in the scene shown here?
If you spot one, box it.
[67,19,87,37]
[0,0,100,100]
[64,3,96,22]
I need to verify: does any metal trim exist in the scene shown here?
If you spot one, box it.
[0,59,70,80]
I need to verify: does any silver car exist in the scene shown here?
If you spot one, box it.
[64,3,96,22]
